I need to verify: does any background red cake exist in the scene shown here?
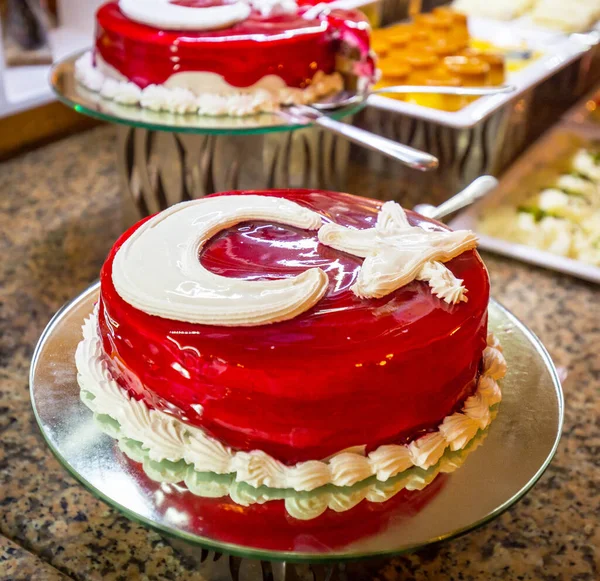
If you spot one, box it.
[75,1,375,115]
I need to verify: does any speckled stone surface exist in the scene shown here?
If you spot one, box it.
[0,126,598,580]
[0,536,69,581]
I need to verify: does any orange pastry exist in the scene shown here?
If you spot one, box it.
[403,49,439,71]
[387,30,412,50]
[378,58,412,81]
[371,37,390,58]
[427,14,453,44]
[375,59,411,100]
[407,68,464,111]
[443,55,490,86]
[382,22,414,38]
[426,38,461,58]
[433,7,469,49]
[369,8,505,112]
[411,26,433,43]
[413,13,438,28]
[460,48,505,85]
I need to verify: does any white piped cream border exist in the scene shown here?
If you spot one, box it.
[120,427,491,520]
[76,308,506,493]
[74,52,344,117]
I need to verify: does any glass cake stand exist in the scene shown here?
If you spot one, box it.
[50,52,367,135]
[30,282,563,576]
[50,51,371,225]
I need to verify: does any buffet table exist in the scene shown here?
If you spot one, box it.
[0,126,597,580]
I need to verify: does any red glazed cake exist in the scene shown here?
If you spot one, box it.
[76,189,506,520]
[74,0,374,116]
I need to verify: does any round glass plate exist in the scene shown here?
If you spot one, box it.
[30,282,563,563]
[50,51,366,135]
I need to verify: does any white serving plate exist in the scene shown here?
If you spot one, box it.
[450,215,600,284]
[448,125,600,284]
[367,17,590,129]
[492,13,600,42]
[467,14,598,41]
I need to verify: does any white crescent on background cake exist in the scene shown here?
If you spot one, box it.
[75,189,507,520]
[75,0,375,116]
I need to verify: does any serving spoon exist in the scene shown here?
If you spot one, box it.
[413,175,498,221]
[276,86,514,173]
[312,84,516,112]
[281,104,439,171]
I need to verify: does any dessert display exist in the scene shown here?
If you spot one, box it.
[76,189,507,520]
[371,7,507,112]
[75,0,375,117]
[452,0,534,21]
[453,0,600,33]
[530,0,600,34]
[478,148,600,266]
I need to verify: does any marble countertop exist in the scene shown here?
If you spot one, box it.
[0,127,598,581]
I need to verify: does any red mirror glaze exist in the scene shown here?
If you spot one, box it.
[98,190,489,465]
[94,1,374,90]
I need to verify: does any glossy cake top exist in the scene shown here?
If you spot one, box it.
[103,190,488,349]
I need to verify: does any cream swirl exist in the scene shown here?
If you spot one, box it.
[249,0,298,16]
[483,345,508,380]
[111,195,328,326]
[99,79,120,100]
[139,85,171,112]
[77,310,506,493]
[368,444,413,481]
[162,88,198,114]
[478,375,502,406]
[74,53,104,92]
[121,429,483,520]
[183,427,232,473]
[439,413,480,451]
[416,260,468,304]
[408,432,448,469]
[317,201,478,302]
[141,433,485,520]
[119,0,252,31]
[463,392,492,429]
[112,82,142,105]
[119,0,299,31]
[232,451,287,488]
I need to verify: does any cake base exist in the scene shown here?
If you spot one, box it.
[76,307,504,517]
[75,51,344,117]
[30,282,563,560]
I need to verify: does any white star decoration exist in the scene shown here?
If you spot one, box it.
[318,201,479,303]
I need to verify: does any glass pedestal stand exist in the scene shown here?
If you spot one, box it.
[51,52,362,225]
[115,124,350,222]
[30,283,563,578]
[161,539,336,581]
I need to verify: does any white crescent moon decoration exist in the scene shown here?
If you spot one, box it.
[113,196,478,326]
[119,0,252,31]
[317,201,478,303]
[111,196,328,326]
[118,0,298,31]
